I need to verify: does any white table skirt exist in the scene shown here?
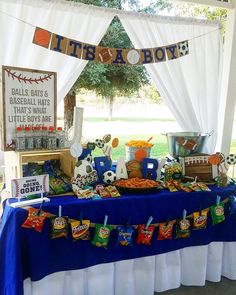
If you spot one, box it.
[24,242,236,295]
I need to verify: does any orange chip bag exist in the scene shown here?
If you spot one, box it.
[158,221,175,240]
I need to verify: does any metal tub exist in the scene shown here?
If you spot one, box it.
[164,131,213,157]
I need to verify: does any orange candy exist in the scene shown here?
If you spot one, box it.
[126,140,153,148]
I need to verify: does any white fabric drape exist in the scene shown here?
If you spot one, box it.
[119,14,223,153]
[23,242,236,295]
[0,0,115,104]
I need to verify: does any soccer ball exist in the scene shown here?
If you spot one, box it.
[95,139,105,149]
[178,41,189,57]
[226,154,236,165]
[84,154,93,163]
[103,170,116,184]
[74,160,93,178]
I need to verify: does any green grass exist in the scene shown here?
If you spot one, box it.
[230,140,236,154]
[93,136,236,160]
[93,134,169,160]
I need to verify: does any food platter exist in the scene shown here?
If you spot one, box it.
[112,178,163,194]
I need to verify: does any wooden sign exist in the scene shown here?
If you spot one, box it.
[1,66,57,151]
[181,154,218,182]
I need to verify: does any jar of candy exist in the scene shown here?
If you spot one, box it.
[33,127,42,149]
[57,127,65,149]
[47,126,57,149]
[25,127,34,150]
[164,162,182,182]
[42,126,48,149]
[15,127,26,150]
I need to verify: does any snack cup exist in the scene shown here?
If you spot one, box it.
[125,146,152,161]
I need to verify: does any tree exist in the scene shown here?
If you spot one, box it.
[72,0,172,120]
[173,2,227,35]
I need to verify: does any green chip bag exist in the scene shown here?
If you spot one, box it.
[176,218,191,239]
[211,202,225,225]
[91,224,113,248]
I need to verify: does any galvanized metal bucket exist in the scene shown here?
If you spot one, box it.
[164,131,213,157]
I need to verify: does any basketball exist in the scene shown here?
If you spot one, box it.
[98,48,113,63]
[34,27,51,48]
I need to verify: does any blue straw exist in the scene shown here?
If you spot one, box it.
[216,195,221,206]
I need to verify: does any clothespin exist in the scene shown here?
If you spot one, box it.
[216,195,221,206]
[145,216,153,229]
[58,205,62,217]
[104,215,108,227]
[37,200,45,216]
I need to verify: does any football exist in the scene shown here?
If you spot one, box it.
[74,160,93,178]
[103,170,117,184]
[84,154,93,163]
[95,138,105,149]
[178,41,189,57]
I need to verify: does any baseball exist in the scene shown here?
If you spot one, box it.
[70,143,83,158]
[127,49,140,65]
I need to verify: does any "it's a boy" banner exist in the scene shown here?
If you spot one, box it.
[33,27,189,65]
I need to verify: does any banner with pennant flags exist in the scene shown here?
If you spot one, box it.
[32,27,189,66]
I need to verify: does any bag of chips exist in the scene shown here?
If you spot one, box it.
[91,224,113,248]
[193,209,208,230]
[22,207,49,233]
[211,202,225,225]
[176,218,191,238]
[70,219,90,241]
[106,186,120,197]
[116,225,135,246]
[136,224,155,246]
[50,216,69,239]
[158,221,175,240]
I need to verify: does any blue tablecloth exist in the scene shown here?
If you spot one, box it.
[1,185,236,295]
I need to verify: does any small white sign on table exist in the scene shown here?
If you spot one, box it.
[10,174,50,208]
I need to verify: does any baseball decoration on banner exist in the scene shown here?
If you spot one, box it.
[32,27,190,66]
[1,65,56,151]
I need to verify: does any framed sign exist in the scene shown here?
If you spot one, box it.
[1,65,57,151]
[11,174,49,198]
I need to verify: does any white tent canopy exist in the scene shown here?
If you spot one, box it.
[0,0,226,153]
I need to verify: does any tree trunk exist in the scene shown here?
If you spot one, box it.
[64,90,76,135]
[108,95,114,121]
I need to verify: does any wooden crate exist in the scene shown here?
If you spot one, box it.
[4,149,76,190]
[180,154,218,182]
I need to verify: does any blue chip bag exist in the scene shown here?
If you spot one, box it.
[229,195,236,215]
[117,225,135,246]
